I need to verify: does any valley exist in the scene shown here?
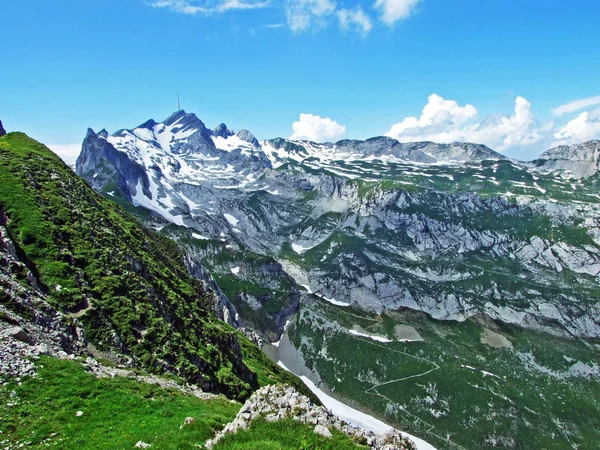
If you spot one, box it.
[71,110,600,448]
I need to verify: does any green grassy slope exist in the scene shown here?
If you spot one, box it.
[0,132,308,401]
[0,356,361,450]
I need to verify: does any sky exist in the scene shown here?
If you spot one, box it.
[1,0,600,163]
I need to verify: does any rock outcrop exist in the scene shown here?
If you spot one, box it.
[0,120,6,137]
[0,222,85,378]
[532,140,600,177]
[205,384,417,450]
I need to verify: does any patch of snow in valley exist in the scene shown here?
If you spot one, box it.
[314,292,350,307]
[291,243,315,254]
[230,266,240,275]
[348,329,393,343]
[192,232,210,240]
[460,365,502,379]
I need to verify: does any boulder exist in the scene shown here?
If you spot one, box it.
[314,424,332,438]
[3,326,35,345]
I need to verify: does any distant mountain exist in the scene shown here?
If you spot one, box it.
[75,111,600,340]
[0,120,6,138]
[532,140,600,178]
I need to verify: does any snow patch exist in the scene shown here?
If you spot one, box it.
[271,320,292,347]
[348,329,393,343]
[298,376,437,450]
[224,213,239,226]
[314,292,350,307]
[291,243,314,254]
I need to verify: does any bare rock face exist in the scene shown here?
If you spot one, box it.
[0,120,6,137]
[0,222,86,378]
[532,140,600,177]
[205,384,417,450]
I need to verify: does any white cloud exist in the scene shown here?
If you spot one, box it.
[217,0,269,11]
[388,94,477,135]
[337,7,373,36]
[552,95,600,116]
[291,113,346,142]
[374,0,421,25]
[48,144,81,166]
[285,0,336,32]
[150,0,418,33]
[386,94,546,152]
[149,0,268,15]
[552,108,600,146]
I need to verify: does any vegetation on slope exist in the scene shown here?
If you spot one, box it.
[289,296,600,449]
[0,356,360,450]
[0,132,308,400]
[0,356,238,449]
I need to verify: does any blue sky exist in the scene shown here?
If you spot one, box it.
[1,0,600,162]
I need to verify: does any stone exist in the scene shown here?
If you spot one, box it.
[313,424,332,438]
[76,411,83,417]
[3,327,34,345]
[134,441,152,448]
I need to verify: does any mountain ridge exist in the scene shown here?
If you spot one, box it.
[74,111,600,341]
[0,131,311,400]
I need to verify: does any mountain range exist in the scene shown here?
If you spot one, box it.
[76,110,600,339]
[2,109,598,448]
[70,110,600,448]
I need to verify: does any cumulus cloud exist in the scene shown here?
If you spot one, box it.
[285,0,336,32]
[48,144,82,166]
[552,108,600,146]
[149,0,268,15]
[337,7,373,36]
[552,95,600,116]
[374,0,421,25]
[291,113,346,142]
[386,94,546,152]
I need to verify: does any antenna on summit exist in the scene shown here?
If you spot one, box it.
[177,93,181,112]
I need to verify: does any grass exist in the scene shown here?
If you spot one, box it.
[0,356,240,449]
[0,356,345,450]
[212,418,367,450]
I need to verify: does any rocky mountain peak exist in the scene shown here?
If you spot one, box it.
[213,123,234,138]
[163,109,189,125]
[533,140,600,177]
[236,129,259,147]
[539,140,600,161]
[0,120,6,138]
[138,119,158,130]
[404,141,506,163]
[162,109,202,129]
